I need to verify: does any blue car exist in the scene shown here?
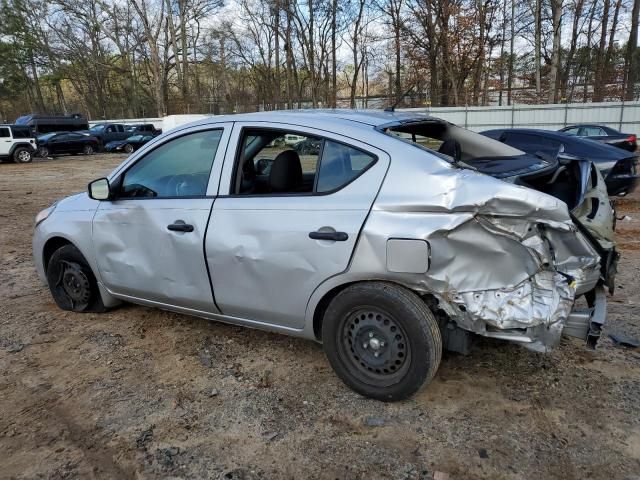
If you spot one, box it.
[104,135,154,154]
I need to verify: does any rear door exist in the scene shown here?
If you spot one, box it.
[0,127,11,157]
[206,123,389,329]
[66,133,84,153]
[92,123,232,312]
[580,126,608,141]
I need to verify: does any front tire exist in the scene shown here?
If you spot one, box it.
[124,143,134,154]
[38,146,49,158]
[322,282,442,401]
[13,147,33,163]
[46,245,106,313]
[82,144,94,155]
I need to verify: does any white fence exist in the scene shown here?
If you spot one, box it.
[89,101,640,136]
[88,117,164,129]
[400,101,640,135]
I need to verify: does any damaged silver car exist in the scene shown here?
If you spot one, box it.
[33,110,617,401]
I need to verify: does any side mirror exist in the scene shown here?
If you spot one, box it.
[88,178,111,200]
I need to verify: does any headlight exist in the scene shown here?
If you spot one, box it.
[35,203,57,227]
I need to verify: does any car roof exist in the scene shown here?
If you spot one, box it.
[484,128,574,139]
[183,109,442,131]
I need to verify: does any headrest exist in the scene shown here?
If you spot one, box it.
[269,150,303,192]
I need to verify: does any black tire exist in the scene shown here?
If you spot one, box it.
[124,143,134,154]
[13,147,33,163]
[46,244,106,313]
[38,146,49,158]
[322,282,442,401]
[83,144,94,155]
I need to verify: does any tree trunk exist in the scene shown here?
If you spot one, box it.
[561,0,584,102]
[498,0,507,106]
[28,52,45,113]
[165,0,183,95]
[625,0,640,100]
[394,9,402,103]
[507,0,514,105]
[331,0,337,107]
[548,0,562,104]
[593,0,611,102]
[583,1,596,102]
[274,0,281,109]
[178,0,189,97]
[534,0,542,102]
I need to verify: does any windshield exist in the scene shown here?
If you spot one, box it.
[38,133,57,141]
[89,125,104,133]
[127,135,143,141]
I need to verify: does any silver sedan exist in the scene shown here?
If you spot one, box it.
[33,110,615,401]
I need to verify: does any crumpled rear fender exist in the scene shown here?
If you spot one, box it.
[305,152,602,351]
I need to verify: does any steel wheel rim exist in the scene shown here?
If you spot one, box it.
[338,307,411,386]
[54,260,91,310]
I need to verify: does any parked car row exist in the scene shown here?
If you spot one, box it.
[481,128,639,196]
[33,110,625,401]
[83,123,161,148]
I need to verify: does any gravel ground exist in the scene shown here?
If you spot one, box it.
[1,153,639,479]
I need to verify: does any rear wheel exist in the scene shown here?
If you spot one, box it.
[83,144,94,155]
[46,244,105,313]
[13,147,33,163]
[322,282,442,401]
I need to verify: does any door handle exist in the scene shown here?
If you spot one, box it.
[309,231,349,241]
[167,222,194,232]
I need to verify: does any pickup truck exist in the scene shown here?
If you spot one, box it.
[125,123,162,136]
[83,123,130,149]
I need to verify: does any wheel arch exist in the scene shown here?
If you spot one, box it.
[40,235,120,309]
[42,236,75,272]
[311,278,436,341]
[9,142,35,156]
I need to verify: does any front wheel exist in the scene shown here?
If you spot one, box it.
[322,282,442,401]
[13,147,33,163]
[46,244,105,313]
[124,143,134,154]
[83,144,94,155]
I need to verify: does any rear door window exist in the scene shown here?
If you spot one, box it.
[316,141,377,193]
[582,126,606,136]
[233,129,376,195]
[0,127,10,138]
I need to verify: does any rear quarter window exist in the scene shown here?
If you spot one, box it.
[316,141,377,193]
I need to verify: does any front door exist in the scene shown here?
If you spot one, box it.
[50,134,68,154]
[92,124,231,312]
[206,124,389,329]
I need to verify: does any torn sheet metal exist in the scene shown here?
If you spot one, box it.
[347,146,606,351]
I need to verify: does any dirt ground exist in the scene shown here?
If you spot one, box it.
[1,153,639,480]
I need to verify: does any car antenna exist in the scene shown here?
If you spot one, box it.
[384,85,415,112]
